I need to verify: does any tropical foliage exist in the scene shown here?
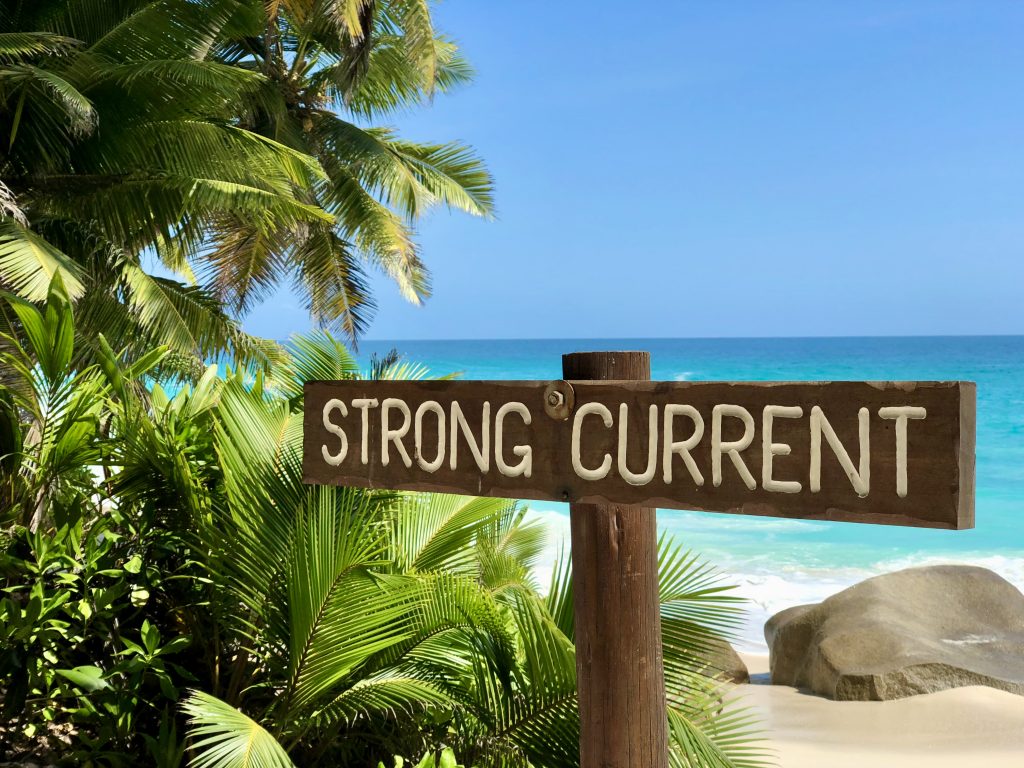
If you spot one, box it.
[0,280,767,767]
[1,3,766,766]
[0,0,494,364]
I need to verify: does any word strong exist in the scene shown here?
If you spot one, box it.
[304,379,975,529]
[321,397,533,477]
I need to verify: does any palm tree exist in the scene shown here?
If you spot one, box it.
[0,3,322,373]
[205,0,494,338]
[0,0,493,365]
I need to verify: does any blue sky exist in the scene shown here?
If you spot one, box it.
[244,1,1024,341]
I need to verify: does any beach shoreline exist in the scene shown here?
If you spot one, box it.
[527,505,1024,653]
[737,654,1024,767]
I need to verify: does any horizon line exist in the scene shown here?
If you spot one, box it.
[355,332,1024,344]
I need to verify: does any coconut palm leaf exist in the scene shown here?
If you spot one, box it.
[1,63,96,143]
[281,499,414,715]
[0,220,86,300]
[659,536,746,659]
[667,694,770,768]
[390,494,512,574]
[314,115,492,219]
[182,690,297,768]
[474,505,547,598]
[385,0,438,90]
[314,672,450,729]
[2,0,493,344]
[320,157,426,303]
[0,31,80,61]
[545,546,575,639]
[273,330,360,402]
[331,34,474,118]
[457,591,579,768]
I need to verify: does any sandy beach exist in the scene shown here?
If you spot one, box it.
[738,654,1024,767]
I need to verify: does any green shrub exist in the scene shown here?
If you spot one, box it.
[1,279,766,767]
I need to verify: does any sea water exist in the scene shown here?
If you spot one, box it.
[358,336,1024,650]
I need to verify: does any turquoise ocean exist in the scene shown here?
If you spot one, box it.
[357,336,1024,650]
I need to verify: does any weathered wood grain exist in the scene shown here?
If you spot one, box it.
[565,351,668,768]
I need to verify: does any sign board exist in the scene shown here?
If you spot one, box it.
[303,379,975,529]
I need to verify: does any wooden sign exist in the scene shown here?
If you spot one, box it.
[303,378,975,529]
[302,350,977,768]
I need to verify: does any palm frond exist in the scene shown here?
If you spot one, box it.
[0,220,86,300]
[315,115,494,220]
[386,0,437,92]
[668,691,771,768]
[0,31,81,61]
[1,63,97,140]
[182,690,297,768]
[545,547,575,640]
[314,672,450,729]
[84,0,240,61]
[283,496,412,715]
[273,330,359,402]
[321,158,427,303]
[320,33,473,118]
[390,494,510,574]
[291,224,375,341]
[659,535,746,663]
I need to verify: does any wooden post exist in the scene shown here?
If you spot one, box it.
[563,351,668,768]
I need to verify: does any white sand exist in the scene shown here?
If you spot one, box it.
[738,654,1024,767]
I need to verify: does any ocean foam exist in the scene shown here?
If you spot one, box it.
[523,506,1024,654]
[719,553,1024,653]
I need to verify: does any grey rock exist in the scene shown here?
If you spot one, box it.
[765,565,1024,700]
[698,638,750,684]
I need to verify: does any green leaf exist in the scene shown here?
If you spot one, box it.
[76,599,93,621]
[0,31,81,61]
[0,221,86,302]
[56,665,109,692]
[3,272,76,381]
[142,619,160,653]
[181,690,297,768]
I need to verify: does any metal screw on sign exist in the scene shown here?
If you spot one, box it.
[543,380,574,420]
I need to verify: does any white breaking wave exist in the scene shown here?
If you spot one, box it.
[716,553,1024,653]
[522,506,1024,654]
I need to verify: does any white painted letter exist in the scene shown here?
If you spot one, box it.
[450,401,490,472]
[350,398,379,465]
[321,398,348,466]
[711,404,756,489]
[571,402,613,481]
[810,406,870,496]
[617,403,658,486]
[414,400,445,473]
[495,402,533,478]
[381,398,412,468]
[879,406,927,497]
[762,405,803,493]
[662,404,704,486]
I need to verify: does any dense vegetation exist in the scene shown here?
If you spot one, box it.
[1,0,492,362]
[1,281,764,766]
[0,2,766,766]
